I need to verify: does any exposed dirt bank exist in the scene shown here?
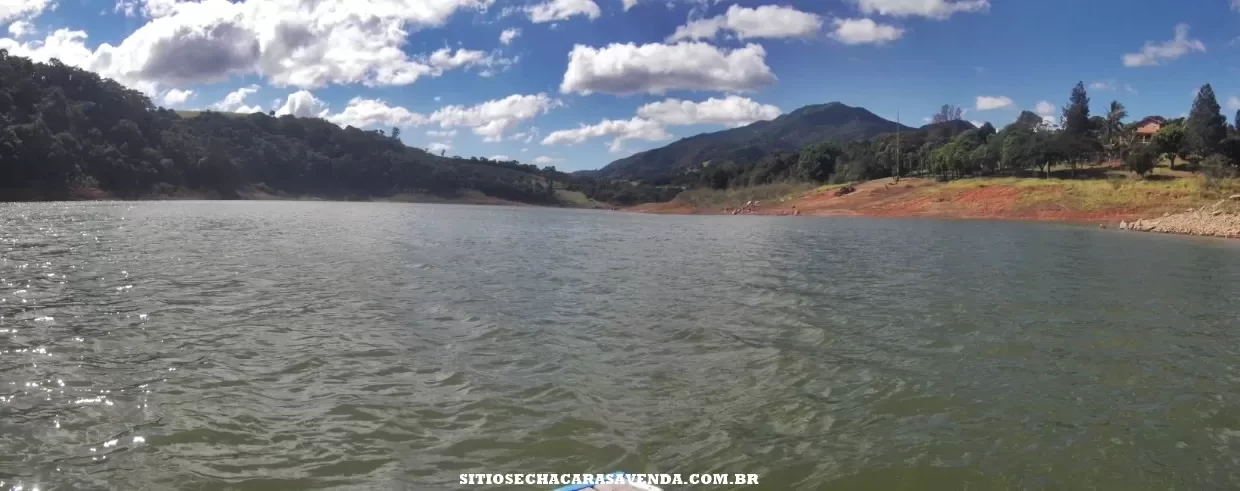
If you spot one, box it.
[629,177,1240,236]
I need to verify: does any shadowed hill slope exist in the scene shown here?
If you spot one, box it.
[594,102,919,181]
[0,51,577,204]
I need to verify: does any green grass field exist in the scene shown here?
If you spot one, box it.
[931,169,1240,213]
[553,189,609,208]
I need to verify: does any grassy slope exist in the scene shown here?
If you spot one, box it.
[553,189,610,208]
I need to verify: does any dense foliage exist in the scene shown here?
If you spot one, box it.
[560,178,679,206]
[1125,145,1158,176]
[641,82,1240,191]
[1186,84,1227,159]
[0,51,663,205]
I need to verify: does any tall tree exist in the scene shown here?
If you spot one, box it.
[1012,111,1044,131]
[1059,82,1097,175]
[1061,81,1092,137]
[1124,144,1157,177]
[1154,123,1188,169]
[1185,83,1226,160]
[931,104,964,124]
[1233,109,1240,134]
[977,122,997,140]
[1104,101,1127,145]
[1101,101,1128,161]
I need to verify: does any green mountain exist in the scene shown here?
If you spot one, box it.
[0,52,597,204]
[592,102,917,181]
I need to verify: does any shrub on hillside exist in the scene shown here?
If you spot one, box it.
[1201,154,1239,179]
[1124,145,1158,176]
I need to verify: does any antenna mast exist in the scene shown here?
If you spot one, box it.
[895,110,901,183]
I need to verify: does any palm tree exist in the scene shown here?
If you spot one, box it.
[1109,127,1136,161]
[1104,101,1128,158]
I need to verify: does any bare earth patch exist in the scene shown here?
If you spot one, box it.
[629,176,1240,239]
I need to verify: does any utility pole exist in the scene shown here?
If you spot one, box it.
[894,110,901,183]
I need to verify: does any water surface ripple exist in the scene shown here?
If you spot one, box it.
[2,201,1239,490]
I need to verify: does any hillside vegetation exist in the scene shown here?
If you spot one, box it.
[0,51,672,205]
[630,82,1240,206]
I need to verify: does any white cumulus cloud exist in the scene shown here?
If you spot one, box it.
[212,84,262,112]
[274,90,329,117]
[428,48,501,72]
[0,0,500,93]
[526,0,600,23]
[1034,100,1056,117]
[543,117,671,153]
[327,97,424,128]
[114,0,180,18]
[509,127,540,143]
[975,95,1014,111]
[636,95,780,127]
[160,88,194,106]
[6,19,34,38]
[852,0,989,19]
[0,0,50,23]
[0,28,99,77]
[499,28,520,45]
[1122,24,1205,67]
[544,95,779,152]
[828,18,904,45]
[561,42,775,95]
[427,93,561,141]
[317,93,556,141]
[534,156,563,164]
[667,5,822,41]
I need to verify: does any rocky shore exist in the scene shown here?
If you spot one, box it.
[1119,196,1240,239]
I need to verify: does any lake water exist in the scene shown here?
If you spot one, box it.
[2,201,1240,490]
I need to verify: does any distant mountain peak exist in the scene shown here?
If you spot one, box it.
[785,101,849,116]
[593,101,914,181]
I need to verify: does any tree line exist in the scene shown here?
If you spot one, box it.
[671,82,1240,191]
[0,50,670,205]
[8,46,1232,208]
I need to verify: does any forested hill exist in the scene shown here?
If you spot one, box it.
[593,102,916,182]
[0,51,654,205]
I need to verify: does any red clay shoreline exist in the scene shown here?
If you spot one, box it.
[624,177,1240,238]
[626,179,1148,224]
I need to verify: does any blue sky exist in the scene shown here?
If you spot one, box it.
[1,0,1238,171]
